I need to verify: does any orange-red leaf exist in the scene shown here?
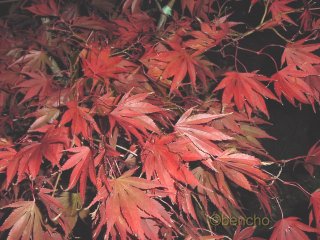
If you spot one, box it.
[270,217,320,240]
[60,101,101,139]
[175,108,232,155]
[0,201,45,240]
[214,72,278,117]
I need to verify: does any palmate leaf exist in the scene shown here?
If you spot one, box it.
[193,166,239,216]
[12,127,69,185]
[80,46,134,87]
[61,146,99,202]
[209,150,271,192]
[60,101,101,139]
[0,201,45,240]
[282,39,320,74]
[272,66,315,106]
[174,108,232,156]
[141,39,215,94]
[270,217,320,240]
[304,140,320,176]
[89,169,173,240]
[16,71,54,104]
[141,134,199,200]
[25,0,59,16]
[214,71,278,117]
[268,0,296,26]
[108,91,163,142]
[309,190,320,230]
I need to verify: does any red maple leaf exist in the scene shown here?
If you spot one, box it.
[108,91,162,142]
[214,71,278,117]
[60,101,101,139]
[141,134,199,199]
[272,66,315,106]
[0,201,46,240]
[61,146,97,201]
[304,140,320,176]
[186,17,237,56]
[309,190,320,230]
[270,217,320,240]
[233,226,261,240]
[88,169,173,239]
[80,46,134,87]
[16,71,53,104]
[0,147,18,188]
[12,127,69,184]
[174,108,232,156]
[268,0,296,26]
[25,0,58,16]
[282,39,320,74]
[141,39,215,94]
[208,149,271,192]
[193,166,239,216]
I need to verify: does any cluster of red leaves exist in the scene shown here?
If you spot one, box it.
[0,0,320,239]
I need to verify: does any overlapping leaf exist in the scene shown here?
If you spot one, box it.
[12,127,69,184]
[89,169,173,239]
[268,0,296,26]
[61,146,97,201]
[108,91,162,141]
[304,140,320,176]
[60,101,101,139]
[282,39,320,74]
[270,217,320,240]
[0,201,45,240]
[16,72,53,104]
[174,108,232,155]
[214,71,278,117]
[141,135,199,199]
[272,66,315,106]
[309,190,320,230]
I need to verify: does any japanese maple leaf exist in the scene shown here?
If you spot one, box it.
[309,190,320,230]
[304,140,320,176]
[80,47,134,87]
[60,101,101,139]
[0,201,45,240]
[208,149,271,192]
[214,72,278,117]
[269,0,296,26]
[174,108,232,156]
[272,66,315,106]
[0,147,18,188]
[233,226,262,240]
[141,135,199,199]
[108,91,162,142]
[88,169,172,239]
[71,16,109,31]
[61,146,97,201]
[10,50,52,72]
[186,18,237,56]
[142,40,215,93]
[193,166,239,216]
[270,217,320,240]
[282,39,320,74]
[300,10,312,32]
[113,13,155,48]
[304,64,320,103]
[15,127,69,182]
[16,71,53,104]
[27,107,60,131]
[25,0,58,16]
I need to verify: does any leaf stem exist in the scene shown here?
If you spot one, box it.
[52,171,62,196]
